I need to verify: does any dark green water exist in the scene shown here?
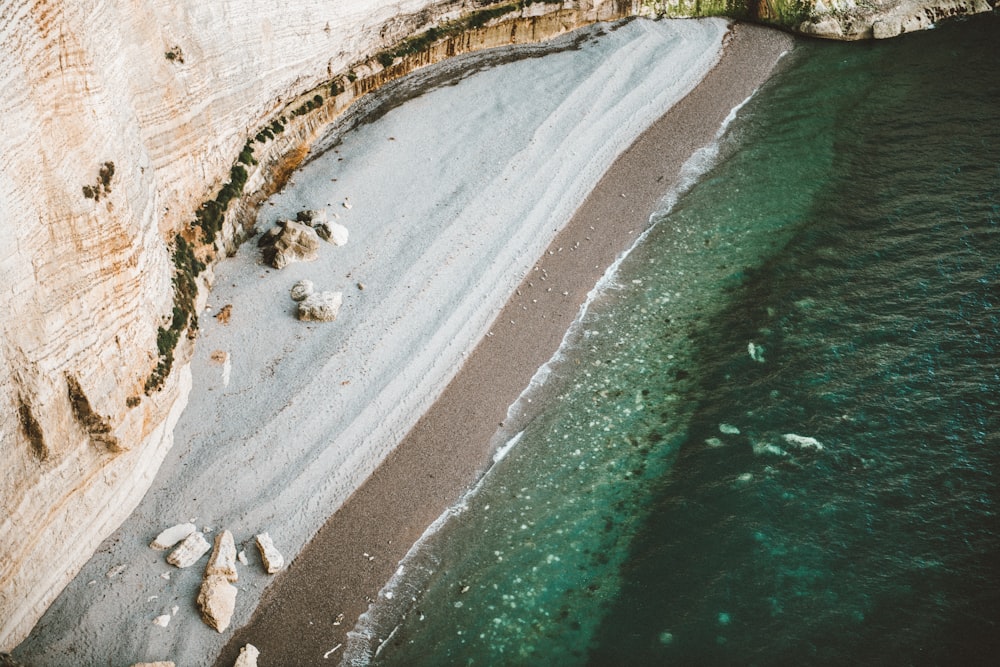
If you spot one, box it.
[353,13,1000,666]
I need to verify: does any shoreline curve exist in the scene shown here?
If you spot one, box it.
[216,21,795,666]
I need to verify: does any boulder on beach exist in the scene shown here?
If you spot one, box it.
[255,533,285,574]
[259,220,321,269]
[290,279,314,302]
[150,523,196,550]
[315,219,349,246]
[206,530,239,583]
[197,574,237,633]
[233,644,260,667]
[166,531,211,568]
[297,291,343,322]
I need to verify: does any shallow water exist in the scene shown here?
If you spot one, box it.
[356,13,1000,666]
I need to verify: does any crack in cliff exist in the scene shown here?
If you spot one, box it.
[16,399,47,463]
[65,374,120,453]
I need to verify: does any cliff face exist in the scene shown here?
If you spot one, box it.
[0,0,994,652]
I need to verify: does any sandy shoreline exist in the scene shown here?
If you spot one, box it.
[215,22,794,666]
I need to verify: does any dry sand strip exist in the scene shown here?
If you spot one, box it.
[216,22,794,666]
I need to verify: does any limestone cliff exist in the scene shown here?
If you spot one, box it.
[0,0,994,652]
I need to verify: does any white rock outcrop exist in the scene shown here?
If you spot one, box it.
[150,523,197,551]
[255,533,285,574]
[166,532,211,568]
[297,291,344,323]
[234,643,261,667]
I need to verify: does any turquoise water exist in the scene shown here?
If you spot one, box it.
[359,14,1000,666]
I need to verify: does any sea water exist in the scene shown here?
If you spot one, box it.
[352,13,1000,666]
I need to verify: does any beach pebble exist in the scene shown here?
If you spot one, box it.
[290,279,314,302]
[298,291,343,323]
[152,614,171,628]
[238,550,249,566]
[130,663,175,667]
[256,533,285,574]
[233,644,260,667]
[167,532,211,568]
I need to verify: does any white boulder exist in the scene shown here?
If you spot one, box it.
[255,533,285,574]
[316,220,349,246]
[234,643,261,667]
[166,531,211,568]
[297,291,343,322]
[150,523,196,550]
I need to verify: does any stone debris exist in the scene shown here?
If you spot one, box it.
[342,199,352,210]
[255,533,285,574]
[290,279,314,302]
[206,530,239,583]
[215,304,233,324]
[783,433,824,451]
[129,663,175,667]
[719,424,741,435]
[747,341,765,363]
[197,574,237,633]
[233,643,260,667]
[106,564,126,578]
[297,291,343,323]
[167,531,211,568]
[259,220,321,269]
[151,523,197,551]
[238,550,249,566]
[152,614,171,628]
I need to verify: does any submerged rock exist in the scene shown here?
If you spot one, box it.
[783,433,824,451]
[747,341,765,363]
[206,530,239,582]
[260,220,321,269]
[233,643,260,667]
[197,574,237,633]
[297,291,343,322]
[150,523,196,550]
[255,533,285,574]
[166,531,211,568]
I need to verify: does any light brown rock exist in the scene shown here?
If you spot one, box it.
[260,220,321,269]
[255,533,285,574]
[205,530,239,583]
[197,574,238,633]
[166,531,211,568]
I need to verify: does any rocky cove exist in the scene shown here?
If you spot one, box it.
[0,0,995,662]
